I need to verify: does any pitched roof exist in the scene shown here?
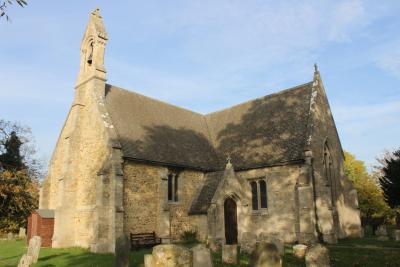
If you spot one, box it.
[104,82,313,171]
[188,171,224,215]
[36,209,55,218]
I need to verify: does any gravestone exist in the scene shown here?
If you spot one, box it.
[19,228,26,239]
[192,244,213,267]
[27,236,42,264]
[17,254,32,267]
[7,232,13,240]
[248,241,281,267]
[18,236,42,267]
[305,244,330,267]
[222,244,237,264]
[259,233,284,255]
[152,244,192,267]
[293,244,307,258]
[376,225,389,241]
[208,237,221,252]
[394,230,400,241]
[115,234,130,267]
[144,254,154,267]
[241,232,257,254]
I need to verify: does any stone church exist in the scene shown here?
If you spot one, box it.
[39,9,361,253]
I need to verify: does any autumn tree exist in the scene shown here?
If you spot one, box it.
[378,148,400,228]
[0,119,41,232]
[344,151,389,220]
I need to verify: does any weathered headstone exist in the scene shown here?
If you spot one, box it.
[19,227,26,239]
[241,232,257,254]
[192,244,213,267]
[152,244,192,267]
[208,237,220,252]
[376,225,389,241]
[27,236,42,264]
[376,225,387,236]
[394,230,400,241]
[293,244,307,258]
[18,236,42,267]
[7,232,13,240]
[17,254,32,267]
[259,233,284,255]
[144,254,154,267]
[222,244,238,264]
[305,244,330,267]
[360,227,365,238]
[115,234,130,267]
[248,241,282,267]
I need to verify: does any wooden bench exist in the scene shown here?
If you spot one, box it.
[130,232,162,250]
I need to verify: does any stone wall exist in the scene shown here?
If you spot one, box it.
[235,164,307,243]
[123,161,206,241]
[308,75,361,241]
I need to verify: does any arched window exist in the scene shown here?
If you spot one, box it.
[259,180,267,209]
[167,173,179,202]
[250,181,258,210]
[323,141,336,204]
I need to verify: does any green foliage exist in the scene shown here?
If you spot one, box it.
[379,148,400,228]
[0,131,24,171]
[0,170,38,232]
[344,151,389,219]
[180,229,198,243]
[0,119,41,233]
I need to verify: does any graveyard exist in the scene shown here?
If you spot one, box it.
[1,227,400,267]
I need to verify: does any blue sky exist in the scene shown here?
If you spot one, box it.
[0,1,399,171]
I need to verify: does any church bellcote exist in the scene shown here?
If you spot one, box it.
[77,8,108,86]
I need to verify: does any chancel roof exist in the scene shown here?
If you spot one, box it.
[104,82,314,171]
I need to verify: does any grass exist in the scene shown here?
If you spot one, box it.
[0,237,399,267]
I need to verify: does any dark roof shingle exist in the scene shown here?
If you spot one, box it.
[104,82,313,171]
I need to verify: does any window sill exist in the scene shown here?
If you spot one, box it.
[251,209,268,216]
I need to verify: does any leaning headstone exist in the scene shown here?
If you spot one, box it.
[394,230,400,241]
[115,234,130,267]
[152,244,192,267]
[19,228,26,239]
[144,254,154,267]
[192,244,213,267]
[27,236,42,264]
[293,244,308,258]
[248,241,281,267]
[222,244,238,264]
[241,232,257,254]
[7,232,13,240]
[17,254,32,267]
[305,244,330,267]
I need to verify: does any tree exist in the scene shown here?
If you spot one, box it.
[0,0,27,21]
[0,131,24,171]
[0,170,38,232]
[379,148,400,228]
[344,151,389,220]
[0,119,41,232]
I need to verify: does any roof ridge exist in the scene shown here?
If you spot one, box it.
[205,81,313,116]
[107,81,313,117]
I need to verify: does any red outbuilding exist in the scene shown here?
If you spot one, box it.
[27,209,54,247]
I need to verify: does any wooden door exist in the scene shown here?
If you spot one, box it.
[224,197,238,244]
